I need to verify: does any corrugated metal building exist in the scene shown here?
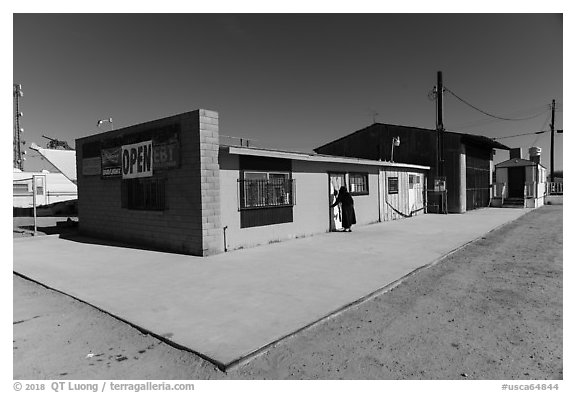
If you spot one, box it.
[314,123,510,213]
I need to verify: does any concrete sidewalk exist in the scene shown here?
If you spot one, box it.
[13,208,528,369]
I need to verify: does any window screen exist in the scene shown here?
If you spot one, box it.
[388,177,399,194]
[349,173,369,195]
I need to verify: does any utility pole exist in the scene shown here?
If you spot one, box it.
[436,71,445,178]
[550,99,555,181]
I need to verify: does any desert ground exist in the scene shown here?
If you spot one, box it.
[13,205,562,379]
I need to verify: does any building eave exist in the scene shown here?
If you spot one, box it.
[226,146,430,171]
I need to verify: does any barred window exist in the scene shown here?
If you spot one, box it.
[240,171,294,209]
[349,173,369,195]
[121,177,166,210]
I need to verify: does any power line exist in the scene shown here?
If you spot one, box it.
[447,103,551,131]
[527,133,542,149]
[444,86,550,121]
[525,111,553,148]
[492,130,549,140]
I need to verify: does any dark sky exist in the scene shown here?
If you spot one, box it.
[13,13,563,171]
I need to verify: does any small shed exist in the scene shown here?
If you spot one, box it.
[492,147,547,208]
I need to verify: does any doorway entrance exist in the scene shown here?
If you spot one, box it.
[329,173,346,231]
[508,166,526,198]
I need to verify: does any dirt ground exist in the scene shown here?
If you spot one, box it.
[13,206,563,379]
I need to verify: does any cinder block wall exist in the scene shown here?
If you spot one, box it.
[198,110,223,255]
[75,109,223,256]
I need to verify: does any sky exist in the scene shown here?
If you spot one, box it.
[12,13,563,173]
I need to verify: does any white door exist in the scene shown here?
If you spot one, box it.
[408,173,417,213]
[329,173,346,231]
[34,175,47,206]
[408,173,424,214]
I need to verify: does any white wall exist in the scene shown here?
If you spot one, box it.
[219,150,382,251]
[379,169,426,221]
[495,167,508,185]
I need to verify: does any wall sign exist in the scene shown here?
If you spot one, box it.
[82,157,101,176]
[153,141,180,170]
[101,147,122,178]
[434,177,446,192]
[122,140,153,179]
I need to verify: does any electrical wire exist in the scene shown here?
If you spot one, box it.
[444,86,550,121]
[493,130,549,140]
[491,108,562,141]
[527,130,544,149]
[447,103,551,131]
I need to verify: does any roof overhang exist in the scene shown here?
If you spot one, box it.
[495,158,546,169]
[226,146,430,171]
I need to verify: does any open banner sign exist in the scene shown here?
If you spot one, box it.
[122,141,153,179]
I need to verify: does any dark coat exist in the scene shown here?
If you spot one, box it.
[331,187,356,228]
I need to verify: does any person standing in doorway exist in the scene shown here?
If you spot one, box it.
[330,186,356,232]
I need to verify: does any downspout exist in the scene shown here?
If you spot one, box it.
[377,169,382,222]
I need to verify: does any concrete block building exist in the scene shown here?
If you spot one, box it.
[76,110,222,256]
[75,110,429,256]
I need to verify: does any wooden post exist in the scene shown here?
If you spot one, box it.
[436,71,445,178]
[550,99,555,181]
[32,175,37,236]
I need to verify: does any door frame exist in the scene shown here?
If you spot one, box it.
[328,172,347,231]
[507,166,526,198]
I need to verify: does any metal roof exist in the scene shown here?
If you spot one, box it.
[455,132,510,150]
[226,146,430,170]
[495,158,546,169]
[314,123,510,152]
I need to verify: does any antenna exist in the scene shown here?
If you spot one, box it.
[42,135,73,150]
[13,84,25,170]
[97,117,114,129]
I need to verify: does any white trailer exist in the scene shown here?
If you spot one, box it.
[13,168,77,209]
